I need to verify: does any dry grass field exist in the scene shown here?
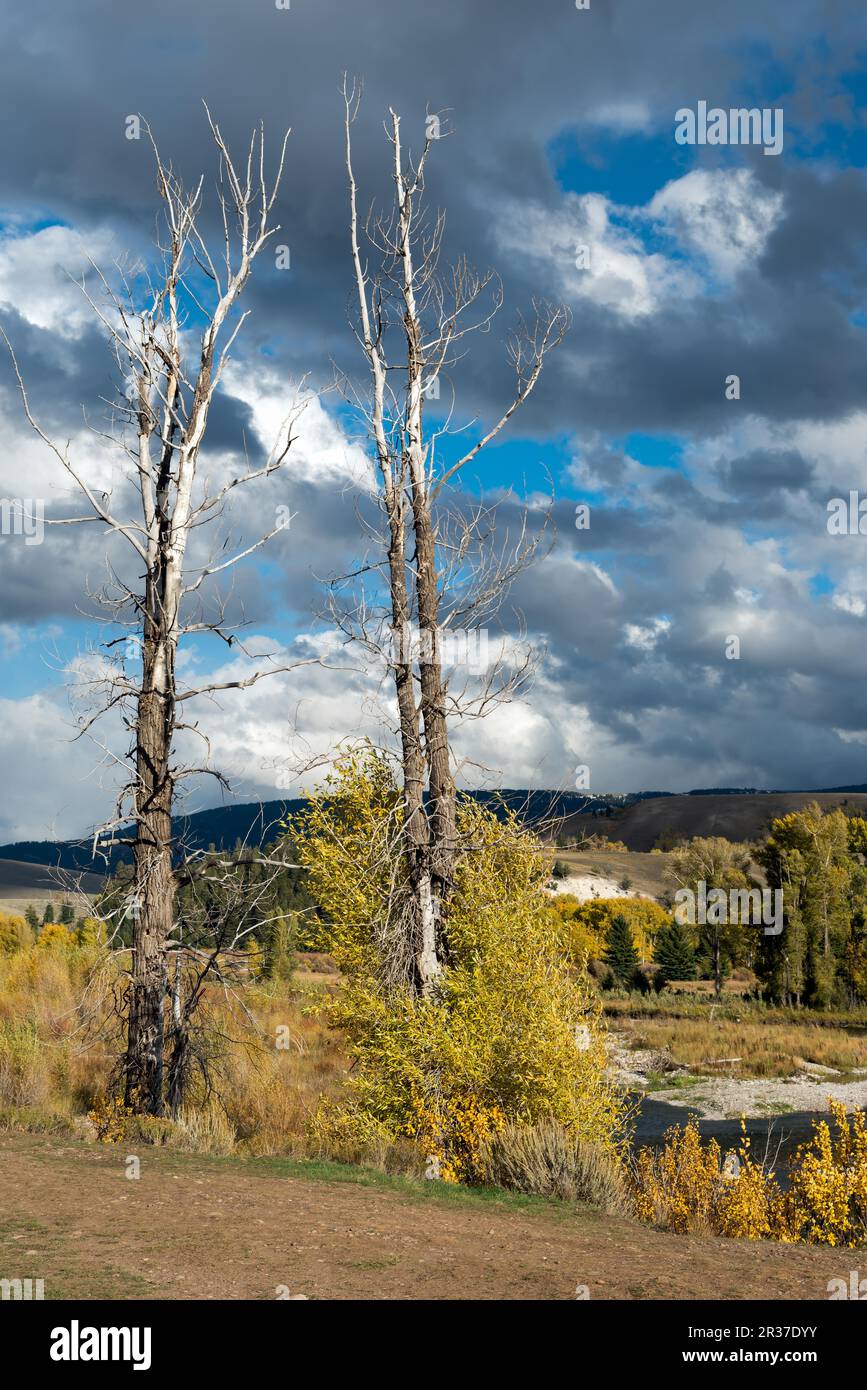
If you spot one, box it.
[607,999,867,1079]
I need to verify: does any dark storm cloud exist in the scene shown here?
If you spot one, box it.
[722,449,814,497]
[759,166,867,292]
[2,0,867,433]
[0,315,256,466]
[4,0,867,803]
[0,313,120,441]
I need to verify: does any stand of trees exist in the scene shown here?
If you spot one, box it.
[659,808,867,1007]
[0,83,571,1114]
[758,805,867,1008]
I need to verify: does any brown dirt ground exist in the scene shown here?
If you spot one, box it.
[0,1133,858,1301]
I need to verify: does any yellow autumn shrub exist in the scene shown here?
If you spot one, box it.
[88,1090,135,1143]
[631,1119,723,1233]
[787,1100,867,1246]
[294,747,626,1183]
[714,1125,794,1242]
[36,923,76,951]
[633,1101,867,1246]
[0,912,33,955]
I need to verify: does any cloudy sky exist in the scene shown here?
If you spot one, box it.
[1,0,867,841]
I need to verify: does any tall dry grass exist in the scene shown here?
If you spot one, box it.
[0,938,114,1116]
[615,1008,867,1077]
[0,938,350,1157]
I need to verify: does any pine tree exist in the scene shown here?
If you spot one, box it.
[264,913,296,982]
[42,903,55,926]
[654,920,697,985]
[604,913,640,988]
[24,904,39,930]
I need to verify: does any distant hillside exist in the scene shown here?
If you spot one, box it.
[0,858,105,903]
[2,785,867,869]
[0,790,661,872]
[0,840,115,874]
[0,799,308,874]
[561,790,867,852]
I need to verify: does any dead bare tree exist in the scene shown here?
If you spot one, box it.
[77,816,309,1121]
[2,109,307,1114]
[342,83,439,995]
[340,78,569,984]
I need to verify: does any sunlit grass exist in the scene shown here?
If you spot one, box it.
[609,998,867,1078]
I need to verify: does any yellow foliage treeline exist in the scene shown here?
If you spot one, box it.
[293,747,626,1182]
[632,1100,867,1246]
[547,895,672,964]
[0,910,104,956]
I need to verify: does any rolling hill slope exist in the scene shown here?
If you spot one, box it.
[2,786,867,871]
[561,790,867,852]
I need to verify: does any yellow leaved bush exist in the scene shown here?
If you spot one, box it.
[294,747,626,1183]
[632,1100,867,1246]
